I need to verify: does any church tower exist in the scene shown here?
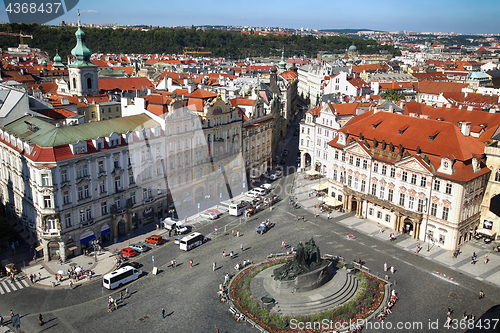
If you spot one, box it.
[68,11,99,96]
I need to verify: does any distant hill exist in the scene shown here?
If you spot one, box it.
[320,29,380,33]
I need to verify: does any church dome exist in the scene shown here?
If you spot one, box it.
[349,44,357,51]
[70,12,92,64]
[53,52,62,63]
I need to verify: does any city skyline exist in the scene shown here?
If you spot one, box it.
[0,0,498,35]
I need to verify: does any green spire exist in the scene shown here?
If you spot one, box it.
[70,11,94,67]
[278,49,286,72]
[52,49,64,68]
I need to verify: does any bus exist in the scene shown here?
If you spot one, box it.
[102,266,142,290]
[179,232,207,251]
[229,201,251,216]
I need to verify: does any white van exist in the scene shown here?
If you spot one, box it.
[252,187,266,196]
[218,201,232,212]
[162,218,188,235]
[102,266,142,290]
[261,184,272,191]
[179,232,207,251]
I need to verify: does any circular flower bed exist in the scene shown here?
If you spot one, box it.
[229,258,385,332]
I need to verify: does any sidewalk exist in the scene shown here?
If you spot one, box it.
[22,226,172,289]
[292,172,500,288]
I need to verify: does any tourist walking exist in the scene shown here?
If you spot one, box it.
[484,255,488,264]
[232,230,235,237]
[119,291,123,301]
[479,290,485,299]
[229,251,233,260]
[125,287,129,297]
[390,266,395,274]
[237,231,240,237]
[162,308,165,318]
[384,262,387,272]
[240,244,243,252]
[190,259,193,268]
[213,262,216,271]
[222,249,226,257]
[327,213,330,220]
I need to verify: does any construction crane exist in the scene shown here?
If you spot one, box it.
[183,47,212,55]
[0,30,33,50]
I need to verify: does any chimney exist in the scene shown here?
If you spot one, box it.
[446,104,452,109]
[187,85,194,94]
[409,113,418,117]
[437,102,443,108]
[419,114,430,119]
[399,101,405,109]
[389,105,394,113]
[467,106,474,111]
[490,108,497,114]
[461,121,471,137]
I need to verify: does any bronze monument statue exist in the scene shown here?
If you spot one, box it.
[273,238,325,281]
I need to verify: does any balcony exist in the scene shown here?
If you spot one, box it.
[143,197,154,204]
[39,230,61,238]
[80,220,95,227]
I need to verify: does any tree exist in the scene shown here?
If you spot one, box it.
[380,88,405,102]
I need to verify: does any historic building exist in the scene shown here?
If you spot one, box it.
[480,128,500,242]
[0,113,167,261]
[327,109,489,251]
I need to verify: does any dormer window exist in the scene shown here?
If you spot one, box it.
[438,157,454,175]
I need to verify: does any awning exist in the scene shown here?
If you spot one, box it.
[311,183,329,191]
[306,169,320,176]
[80,235,96,244]
[35,245,43,251]
[101,228,111,236]
[476,228,496,237]
[322,196,342,207]
[67,246,78,251]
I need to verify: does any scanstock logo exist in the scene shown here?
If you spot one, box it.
[4,0,78,24]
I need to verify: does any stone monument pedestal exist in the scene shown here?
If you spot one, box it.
[272,261,333,294]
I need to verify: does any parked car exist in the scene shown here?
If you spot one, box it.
[129,243,148,253]
[270,174,280,181]
[205,209,222,217]
[174,235,184,245]
[121,247,137,257]
[118,261,141,270]
[145,235,163,245]
[200,211,218,220]
[245,190,259,198]
[1,259,17,275]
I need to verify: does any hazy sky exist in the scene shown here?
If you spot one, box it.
[0,0,498,34]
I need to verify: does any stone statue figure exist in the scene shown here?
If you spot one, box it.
[273,238,325,281]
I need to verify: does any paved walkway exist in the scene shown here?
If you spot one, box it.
[291,172,500,289]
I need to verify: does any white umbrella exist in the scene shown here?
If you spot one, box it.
[57,270,65,275]
[75,267,83,272]
[476,228,495,237]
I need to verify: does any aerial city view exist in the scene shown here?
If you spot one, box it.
[0,0,499,332]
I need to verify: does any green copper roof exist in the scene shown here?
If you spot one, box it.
[278,49,286,71]
[70,11,94,67]
[52,50,64,68]
[5,114,160,147]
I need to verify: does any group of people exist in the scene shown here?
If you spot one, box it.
[28,273,42,284]
[217,285,228,303]
[378,290,398,322]
[234,260,251,271]
[446,307,476,325]
[383,262,395,275]
[107,288,128,313]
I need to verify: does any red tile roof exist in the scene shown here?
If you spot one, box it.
[414,81,467,94]
[229,98,255,106]
[328,111,488,182]
[187,88,217,99]
[98,77,154,92]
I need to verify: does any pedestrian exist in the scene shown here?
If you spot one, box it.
[314,210,317,218]
[213,262,216,271]
[240,243,243,252]
[232,230,235,237]
[484,255,488,264]
[470,313,475,321]
[119,291,123,301]
[114,299,118,310]
[390,266,395,274]
[173,259,176,268]
[190,259,193,268]
[107,301,112,313]
[29,274,33,284]
[447,306,452,316]
[446,315,451,325]
[479,290,485,299]
[9,310,13,318]
[171,259,174,267]
[125,287,129,297]
[327,213,330,220]
[281,241,286,248]
[236,231,240,237]
[222,249,226,257]
[69,281,73,289]
[384,262,387,272]
[0,313,3,327]
[230,251,233,260]
[162,308,165,319]
[55,274,58,283]
[38,272,41,282]
[463,311,468,321]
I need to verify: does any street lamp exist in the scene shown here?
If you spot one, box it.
[427,231,432,252]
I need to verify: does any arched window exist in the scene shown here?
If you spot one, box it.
[72,78,76,90]
[87,78,92,89]
[495,169,500,182]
